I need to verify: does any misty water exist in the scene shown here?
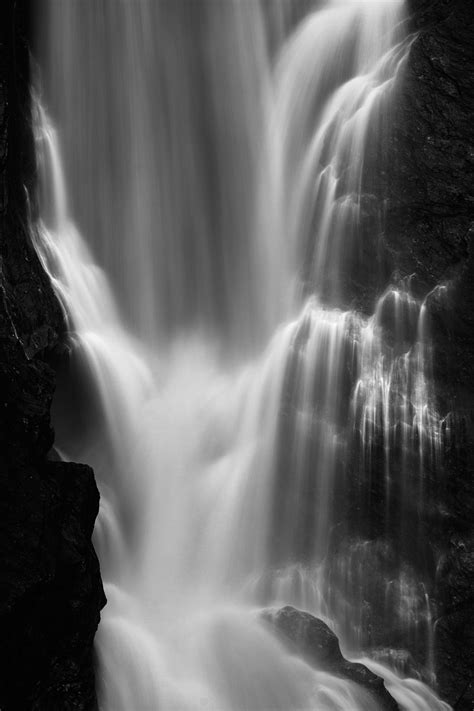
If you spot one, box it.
[33,1,451,709]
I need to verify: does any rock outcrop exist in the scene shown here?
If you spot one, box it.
[267,3,474,707]
[262,606,399,711]
[0,1,105,709]
[322,2,474,706]
[388,3,474,708]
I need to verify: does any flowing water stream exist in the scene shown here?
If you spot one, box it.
[32,1,451,709]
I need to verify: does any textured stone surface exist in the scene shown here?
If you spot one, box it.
[397,4,474,708]
[0,1,105,709]
[322,2,474,705]
[386,0,474,292]
[0,461,105,711]
[267,3,474,708]
[262,606,399,711]
[342,1,474,705]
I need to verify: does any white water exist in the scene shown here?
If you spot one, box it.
[33,1,451,709]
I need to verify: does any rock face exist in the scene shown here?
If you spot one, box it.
[266,3,474,708]
[388,0,474,415]
[262,606,399,711]
[387,0,474,295]
[324,2,474,707]
[388,3,474,708]
[1,461,104,710]
[0,1,105,709]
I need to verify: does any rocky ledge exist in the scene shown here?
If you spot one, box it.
[262,606,399,711]
[0,1,105,709]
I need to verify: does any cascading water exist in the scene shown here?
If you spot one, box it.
[32,0,452,709]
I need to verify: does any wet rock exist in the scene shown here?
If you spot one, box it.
[384,0,474,294]
[334,1,474,704]
[0,461,106,711]
[370,648,422,681]
[0,1,105,708]
[262,606,400,711]
[434,536,474,711]
[390,3,474,706]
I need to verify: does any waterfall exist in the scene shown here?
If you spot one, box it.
[36,0,289,351]
[32,1,452,709]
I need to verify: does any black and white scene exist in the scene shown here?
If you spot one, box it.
[0,1,472,709]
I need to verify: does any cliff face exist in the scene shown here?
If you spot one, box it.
[0,2,105,709]
[340,1,474,705]
[390,3,474,708]
[389,0,473,293]
[389,0,474,409]
[281,1,473,706]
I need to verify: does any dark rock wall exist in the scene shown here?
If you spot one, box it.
[0,2,105,709]
[385,1,474,707]
[330,0,474,705]
[388,0,474,406]
[269,2,473,707]
[395,2,473,708]
[388,0,474,294]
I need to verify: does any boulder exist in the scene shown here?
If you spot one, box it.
[262,606,399,711]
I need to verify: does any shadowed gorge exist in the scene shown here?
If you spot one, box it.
[0,0,472,709]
